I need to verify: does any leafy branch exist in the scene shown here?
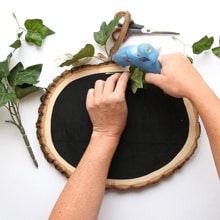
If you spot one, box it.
[0,14,55,167]
[59,16,145,93]
[59,16,120,67]
[173,35,220,63]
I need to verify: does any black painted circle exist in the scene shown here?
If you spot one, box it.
[51,73,189,179]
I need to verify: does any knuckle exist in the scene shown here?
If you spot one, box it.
[95,80,104,86]
[107,73,120,81]
[93,99,101,107]
[87,88,94,94]
[106,77,115,84]
[102,97,111,105]
[86,102,94,110]
[114,94,124,103]
[94,97,105,107]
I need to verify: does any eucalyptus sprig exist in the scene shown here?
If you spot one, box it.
[0,14,55,167]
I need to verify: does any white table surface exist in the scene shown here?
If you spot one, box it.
[0,0,220,219]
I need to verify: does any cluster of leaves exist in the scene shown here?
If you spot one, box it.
[59,16,121,67]
[1,16,54,106]
[0,58,43,106]
[0,14,55,167]
[59,16,144,94]
[60,15,220,94]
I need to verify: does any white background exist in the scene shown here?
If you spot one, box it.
[0,0,220,219]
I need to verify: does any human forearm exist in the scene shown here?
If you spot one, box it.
[49,72,130,219]
[188,82,220,176]
[49,133,119,220]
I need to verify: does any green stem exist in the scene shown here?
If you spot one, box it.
[8,101,38,168]
[20,125,38,168]
[12,13,25,32]
[5,120,20,129]
[172,36,191,54]
[7,102,17,123]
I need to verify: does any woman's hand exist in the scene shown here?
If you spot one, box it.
[86,72,130,139]
[145,53,205,99]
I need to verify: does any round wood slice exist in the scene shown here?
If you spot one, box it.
[37,62,200,190]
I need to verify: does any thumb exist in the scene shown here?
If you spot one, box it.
[144,73,163,87]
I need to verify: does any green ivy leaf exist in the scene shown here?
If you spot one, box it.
[18,32,23,38]
[8,63,42,86]
[10,32,23,50]
[94,16,121,46]
[0,60,9,79]
[24,19,55,46]
[130,67,144,94]
[129,65,136,73]
[8,62,24,86]
[15,84,42,99]
[212,47,220,57]
[0,82,16,107]
[60,44,95,67]
[192,35,214,54]
[10,39,21,49]
[0,58,10,79]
